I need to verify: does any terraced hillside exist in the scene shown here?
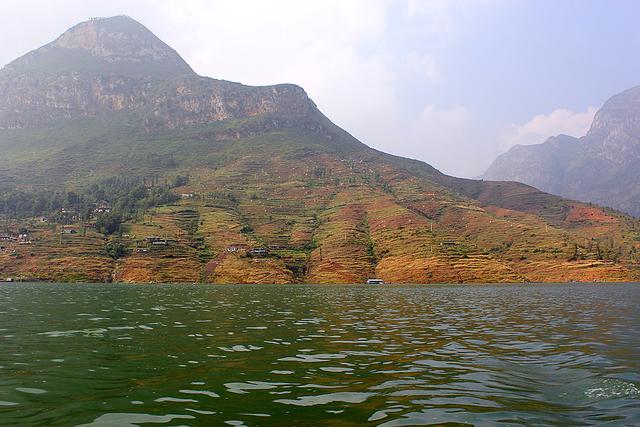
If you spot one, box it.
[1,16,640,283]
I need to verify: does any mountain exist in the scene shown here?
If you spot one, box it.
[0,16,313,132]
[484,85,640,216]
[1,16,640,284]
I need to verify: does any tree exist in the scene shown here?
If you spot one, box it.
[105,241,128,259]
[569,243,580,261]
[172,175,189,187]
[96,212,123,235]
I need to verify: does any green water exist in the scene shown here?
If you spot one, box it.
[0,283,638,426]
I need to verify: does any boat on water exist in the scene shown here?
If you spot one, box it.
[366,278,385,285]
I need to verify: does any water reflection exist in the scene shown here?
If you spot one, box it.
[0,283,638,426]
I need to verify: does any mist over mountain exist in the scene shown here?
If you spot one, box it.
[484,85,640,216]
[1,16,640,284]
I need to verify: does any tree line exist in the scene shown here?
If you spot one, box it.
[0,175,188,234]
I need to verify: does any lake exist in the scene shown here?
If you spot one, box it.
[0,283,638,426]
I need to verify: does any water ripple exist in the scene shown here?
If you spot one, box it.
[0,282,638,425]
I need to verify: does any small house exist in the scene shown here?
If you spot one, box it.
[226,243,249,252]
[247,247,269,256]
[94,201,112,214]
[61,227,78,235]
[17,233,32,244]
[147,236,170,246]
[181,193,195,199]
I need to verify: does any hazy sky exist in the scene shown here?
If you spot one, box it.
[1,0,639,177]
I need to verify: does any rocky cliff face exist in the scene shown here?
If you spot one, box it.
[483,85,640,216]
[586,86,640,164]
[0,16,317,130]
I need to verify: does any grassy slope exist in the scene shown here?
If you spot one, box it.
[1,116,640,283]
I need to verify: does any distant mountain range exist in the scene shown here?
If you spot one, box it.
[484,85,640,216]
[1,16,639,283]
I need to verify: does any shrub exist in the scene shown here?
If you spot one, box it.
[105,241,128,259]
